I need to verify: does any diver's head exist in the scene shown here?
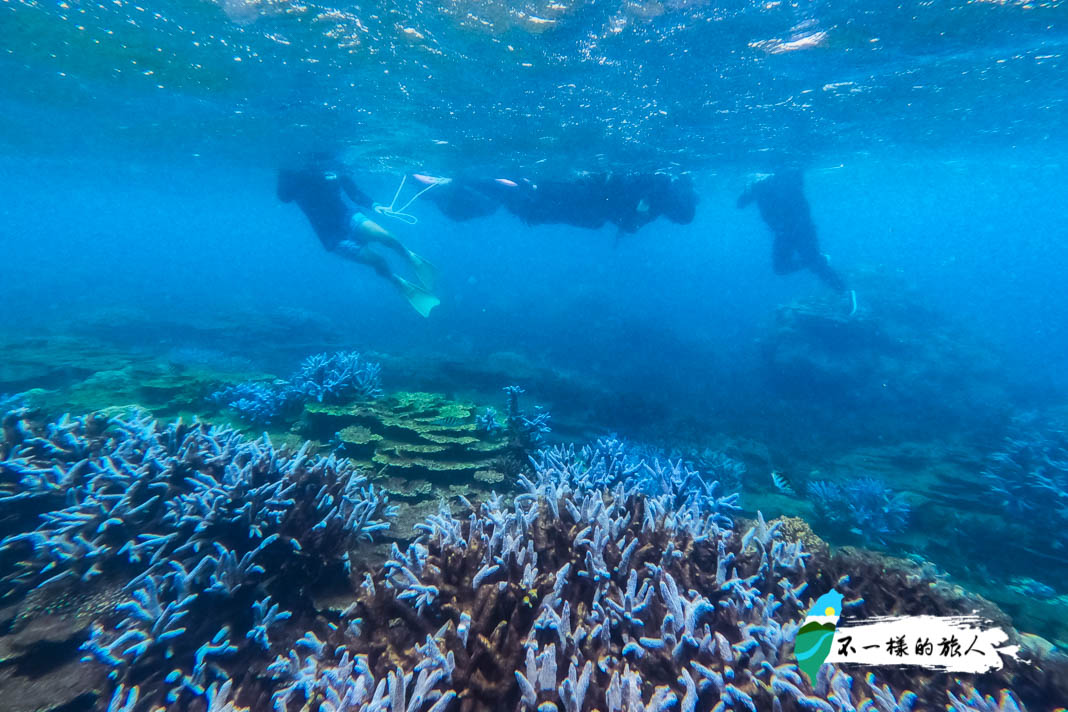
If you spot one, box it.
[651,173,697,224]
[306,151,339,170]
[280,151,330,176]
[766,153,809,178]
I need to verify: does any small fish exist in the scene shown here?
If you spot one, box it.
[433,416,465,427]
[771,470,796,495]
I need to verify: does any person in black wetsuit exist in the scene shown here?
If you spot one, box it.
[277,159,440,317]
[737,169,850,296]
[414,171,697,235]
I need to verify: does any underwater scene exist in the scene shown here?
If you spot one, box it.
[2,0,1068,710]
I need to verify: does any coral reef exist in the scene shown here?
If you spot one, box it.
[0,392,26,412]
[390,350,635,430]
[0,335,275,421]
[772,517,830,560]
[758,274,1018,446]
[806,477,910,546]
[475,407,505,437]
[555,435,741,525]
[670,447,748,495]
[291,351,384,403]
[305,391,512,502]
[293,437,1047,712]
[0,407,395,709]
[0,336,152,395]
[1,409,1061,712]
[1,409,392,597]
[210,382,304,425]
[496,385,552,451]
[981,411,1068,557]
[211,351,382,425]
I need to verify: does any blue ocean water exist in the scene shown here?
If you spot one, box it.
[3,0,1066,389]
[2,1,1068,710]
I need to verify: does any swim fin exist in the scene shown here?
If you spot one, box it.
[407,250,438,290]
[395,275,440,318]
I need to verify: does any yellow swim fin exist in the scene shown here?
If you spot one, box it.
[407,250,439,291]
[395,276,440,318]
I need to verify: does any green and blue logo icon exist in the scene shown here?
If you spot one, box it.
[793,588,844,683]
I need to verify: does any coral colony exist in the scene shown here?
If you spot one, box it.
[211,382,305,426]
[981,412,1068,556]
[0,407,394,709]
[212,351,383,425]
[0,409,1043,711]
[475,386,552,450]
[806,478,910,546]
[292,352,385,404]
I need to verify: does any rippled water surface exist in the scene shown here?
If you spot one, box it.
[4,0,1065,171]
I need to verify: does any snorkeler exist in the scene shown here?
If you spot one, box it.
[414,171,697,235]
[277,160,440,317]
[737,169,852,301]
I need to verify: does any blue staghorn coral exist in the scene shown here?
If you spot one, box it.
[532,435,741,528]
[981,411,1068,555]
[2,411,394,595]
[292,351,384,403]
[0,410,1048,711]
[210,382,303,425]
[1,407,396,709]
[674,447,747,495]
[806,477,910,545]
[0,392,26,412]
[503,385,552,449]
[210,350,383,424]
[333,437,1034,712]
[475,406,505,436]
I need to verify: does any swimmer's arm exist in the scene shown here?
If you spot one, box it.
[341,175,374,209]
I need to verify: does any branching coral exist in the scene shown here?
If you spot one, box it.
[2,410,394,596]
[503,385,552,450]
[210,382,303,425]
[475,407,505,436]
[806,477,910,545]
[1,408,396,708]
[292,351,384,403]
[0,410,1044,712]
[534,435,741,527]
[981,411,1068,555]
[210,351,383,424]
[948,683,1027,712]
[673,447,747,495]
[0,392,26,413]
[325,438,1025,712]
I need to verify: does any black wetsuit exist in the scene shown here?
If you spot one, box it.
[422,178,504,222]
[277,166,374,250]
[737,170,846,292]
[426,172,696,234]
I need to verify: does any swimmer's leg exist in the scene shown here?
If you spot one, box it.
[335,239,392,279]
[352,215,406,253]
[352,214,438,290]
[772,237,805,275]
[810,257,847,293]
[797,239,847,293]
[335,240,439,317]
